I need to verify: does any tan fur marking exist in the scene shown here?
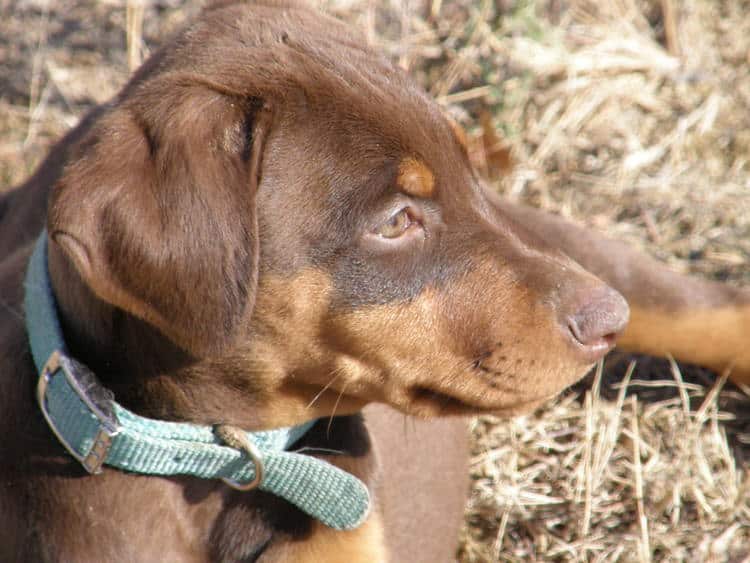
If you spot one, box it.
[396,157,435,198]
[237,269,367,428]
[260,512,387,562]
[618,305,750,384]
[327,266,594,417]
[249,262,589,422]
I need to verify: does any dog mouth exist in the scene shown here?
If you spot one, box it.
[408,386,483,414]
[405,384,554,417]
[403,355,594,416]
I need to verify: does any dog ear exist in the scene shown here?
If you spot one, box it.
[48,78,273,356]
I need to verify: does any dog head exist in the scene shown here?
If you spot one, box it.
[47,2,628,427]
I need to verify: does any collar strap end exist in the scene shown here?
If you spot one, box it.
[36,350,120,474]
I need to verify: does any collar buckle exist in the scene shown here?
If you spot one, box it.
[36,350,121,474]
[215,424,265,491]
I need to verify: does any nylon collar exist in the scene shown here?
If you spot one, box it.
[24,232,370,530]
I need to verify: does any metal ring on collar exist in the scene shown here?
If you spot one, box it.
[215,424,265,491]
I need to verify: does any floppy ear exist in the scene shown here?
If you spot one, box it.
[48,78,272,356]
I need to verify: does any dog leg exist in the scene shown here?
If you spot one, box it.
[364,404,470,563]
[498,201,750,383]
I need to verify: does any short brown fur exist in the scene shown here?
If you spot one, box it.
[2,2,750,562]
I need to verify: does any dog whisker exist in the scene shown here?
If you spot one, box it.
[305,371,342,410]
[327,380,351,439]
[401,411,418,438]
[292,446,348,456]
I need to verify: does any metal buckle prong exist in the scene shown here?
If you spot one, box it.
[36,350,121,474]
[215,424,265,491]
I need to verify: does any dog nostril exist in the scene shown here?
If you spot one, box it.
[565,286,629,358]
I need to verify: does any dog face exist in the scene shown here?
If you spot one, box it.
[47,2,627,426]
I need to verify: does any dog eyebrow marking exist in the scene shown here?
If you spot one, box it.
[396,157,435,198]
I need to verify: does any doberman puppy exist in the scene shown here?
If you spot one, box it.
[1,2,749,561]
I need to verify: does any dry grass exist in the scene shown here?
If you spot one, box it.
[462,362,750,561]
[2,1,750,561]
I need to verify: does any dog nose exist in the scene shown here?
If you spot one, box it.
[564,285,629,362]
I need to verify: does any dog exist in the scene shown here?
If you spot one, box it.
[2,2,749,561]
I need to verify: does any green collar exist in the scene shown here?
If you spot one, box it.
[24,232,370,530]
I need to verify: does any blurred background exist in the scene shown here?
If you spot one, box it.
[2,1,750,560]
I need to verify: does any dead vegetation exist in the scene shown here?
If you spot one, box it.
[2,0,750,560]
[463,362,750,561]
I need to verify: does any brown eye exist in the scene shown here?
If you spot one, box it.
[376,208,412,238]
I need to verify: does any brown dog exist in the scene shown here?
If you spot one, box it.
[1,2,749,561]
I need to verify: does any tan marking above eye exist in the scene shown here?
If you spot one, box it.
[396,157,435,199]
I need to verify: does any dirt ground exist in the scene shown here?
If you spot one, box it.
[2,0,750,561]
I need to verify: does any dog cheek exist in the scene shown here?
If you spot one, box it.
[250,269,335,367]
[324,290,458,382]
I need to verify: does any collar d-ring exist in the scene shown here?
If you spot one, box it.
[215,424,265,491]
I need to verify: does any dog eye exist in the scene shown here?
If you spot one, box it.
[376,208,413,239]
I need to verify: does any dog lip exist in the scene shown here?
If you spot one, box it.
[408,385,496,414]
[407,384,548,415]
